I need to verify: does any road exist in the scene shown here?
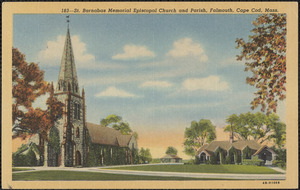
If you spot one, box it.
[13,164,286,180]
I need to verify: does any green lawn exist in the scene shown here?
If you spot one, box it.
[12,170,224,181]
[13,167,34,172]
[108,164,281,174]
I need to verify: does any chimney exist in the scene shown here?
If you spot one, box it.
[229,124,234,143]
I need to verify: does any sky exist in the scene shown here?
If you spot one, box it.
[13,14,286,159]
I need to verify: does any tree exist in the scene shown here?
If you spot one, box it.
[139,147,152,164]
[184,119,216,156]
[12,48,64,139]
[224,112,286,147]
[266,114,286,148]
[165,146,177,156]
[100,114,134,135]
[236,14,286,114]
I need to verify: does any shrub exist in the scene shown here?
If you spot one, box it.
[150,158,161,163]
[242,156,264,166]
[194,156,201,165]
[225,155,231,164]
[273,160,286,169]
[209,154,217,164]
[12,148,37,166]
[184,159,194,165]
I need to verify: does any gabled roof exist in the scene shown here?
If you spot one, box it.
[197,140,262,156]
[117,134,132,147]
[86,122,133,147]
[253,145,277,156]
[161,154,182,159]
[231,140,261,150]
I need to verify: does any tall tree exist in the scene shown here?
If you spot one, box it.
[265,113,286,148]
[165,146,178,156]
[236,14,286,114]
[12,48,64,139]
[184,119,216,156]
[139,147,152,164]
[224,112,286,147]
[100,114,134,135]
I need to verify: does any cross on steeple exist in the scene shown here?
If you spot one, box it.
[66,15,70,27]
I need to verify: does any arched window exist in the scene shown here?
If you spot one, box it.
[74,103,77,119]
[77,104,80,120]
[76,127,80,138]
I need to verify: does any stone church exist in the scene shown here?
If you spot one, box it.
[39,24,138,167]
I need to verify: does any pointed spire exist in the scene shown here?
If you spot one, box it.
[56,19,79,94]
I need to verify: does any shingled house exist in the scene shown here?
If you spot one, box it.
[160,154,182,163]
[195,140,276,165]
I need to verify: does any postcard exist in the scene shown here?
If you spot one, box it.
[2,2,298,189]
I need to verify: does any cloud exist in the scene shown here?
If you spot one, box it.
[112,44,155,60]
[166,38,208,62]
[95,86,137,98]
[37,35,95,67]
[183,76,229,91]
[140,81,173,88]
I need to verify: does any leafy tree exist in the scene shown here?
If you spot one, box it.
[165,146,178,156]
[236,14,286,114]
[266,114,286,148]
[133,131,139,140]
[184,119,216,156]
[100,114,122,126]
[12,48,64,140]
[139,147,152,164]
[224,112,286,147]
[100,114,133,135]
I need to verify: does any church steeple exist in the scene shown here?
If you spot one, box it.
[56,21,79,94]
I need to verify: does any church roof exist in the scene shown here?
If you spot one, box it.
[86,122,132,147]
[56,26,79,94]
[196,140,262,156]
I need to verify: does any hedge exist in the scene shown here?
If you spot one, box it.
[242,155,264,166]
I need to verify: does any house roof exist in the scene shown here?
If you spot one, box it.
[253,145,277,156]
[161,154,182,159]
[86,122,132,147]
[196,140,262,156]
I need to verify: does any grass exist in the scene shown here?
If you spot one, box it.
[12,170,223,181]
[108,164,282,174]
[13,167,34,172]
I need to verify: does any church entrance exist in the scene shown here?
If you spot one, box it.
[75,151,81,166]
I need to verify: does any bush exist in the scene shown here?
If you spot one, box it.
[150,158,161,163]
[209,154,217,164]
[273,160,286,169]
[13,148,37,166]
[225,155,231,164]
[242,156,264,166]
[183,159,194,165]
[194,156,201,165]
